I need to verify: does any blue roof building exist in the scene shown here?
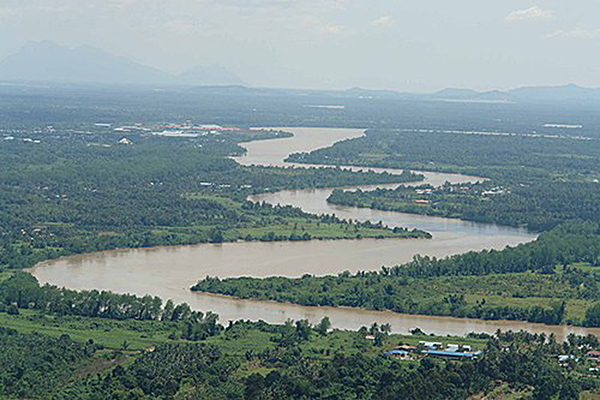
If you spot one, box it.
[385,349,409,356]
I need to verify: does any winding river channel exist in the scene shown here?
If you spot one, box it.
[28,127,600,340]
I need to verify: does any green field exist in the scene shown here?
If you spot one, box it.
[0,310,179,350]
[0,308,486,353]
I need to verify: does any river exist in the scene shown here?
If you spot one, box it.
[28,127,599,340]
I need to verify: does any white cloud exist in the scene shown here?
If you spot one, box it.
[505,6,555,22]
[371,15,395,28]
[546,28,600,39]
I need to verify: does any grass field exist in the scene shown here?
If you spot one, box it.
[141,217,428,244]
[0,310,179,350]
[234,219,422,240]
[0,308,486,354]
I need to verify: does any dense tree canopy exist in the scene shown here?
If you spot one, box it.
[290,129,600,231]
[0,128,425,270]
[194,222,600,326]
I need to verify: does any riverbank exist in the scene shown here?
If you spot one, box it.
[189,290,600,342]
[28,127,537,338]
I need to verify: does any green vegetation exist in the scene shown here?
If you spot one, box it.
[0,271,223,343]
[0,313,597,399]
[195,130,600,327]
[0,127,426,271]
[1,261,595,398]
[327,179,600,232]
[0,327,97,398]
[3,90,600,398]
[287,129,600,231]
[193,216,600,327]
[0,309,179,349]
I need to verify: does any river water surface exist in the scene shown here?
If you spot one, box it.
[29,127,599,340]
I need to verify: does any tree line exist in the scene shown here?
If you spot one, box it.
[193,221,600,326]
[1,321,591,399]
[0,272,222,341]
[0,130,425,270]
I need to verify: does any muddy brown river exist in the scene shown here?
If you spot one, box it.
[28,127,599,340]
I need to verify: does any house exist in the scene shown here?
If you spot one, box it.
[419,341,442,350]
[385,349,409,359]
[118,138,133,145]
[558,355,577,366]
[384,349,415,360]
[394,345,418,352]
[586,350,600,361]
[446,344,472,352]
[424,350,481,360]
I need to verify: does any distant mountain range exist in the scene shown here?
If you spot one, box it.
[0,41,245,86]
[1,41,599,103]
[338,85,600,103]
[430,85,600,103]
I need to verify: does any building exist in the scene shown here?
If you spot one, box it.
[384,349,413,360]
[445,344,472,352]
[424,350,481,360]
[394,345,418,352]
[414,199,430,204]
[419,341,442,350]
[558,355,577,366]
[586,350,600,362]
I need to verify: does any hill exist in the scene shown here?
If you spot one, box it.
[0,41,243,87]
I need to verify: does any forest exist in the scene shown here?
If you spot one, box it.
[288,129,600,231]
[1,259,598,398]
[3,84,600,140]
[0,304,596,399]
[2,89,600,398]
[0,126,426,270]
[193,128,600,328]
[193,221,600,326]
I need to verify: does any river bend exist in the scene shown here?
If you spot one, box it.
[30,127,597,340]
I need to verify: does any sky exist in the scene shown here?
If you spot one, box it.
[0,0,599,92]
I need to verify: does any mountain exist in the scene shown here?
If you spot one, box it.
[324,85,600,103]
[179,65,244,86]
[506,84,600,102]
[0,41,177,85]
[343,86,414,99]
[432,84,600,103]
[1,42,599,103]
[0,41,243,87]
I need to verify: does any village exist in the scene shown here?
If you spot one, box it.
[114,121,242,138]
[380,335,600,378]
[383,340,480,361]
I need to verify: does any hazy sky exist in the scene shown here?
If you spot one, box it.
[0,1,599,91]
